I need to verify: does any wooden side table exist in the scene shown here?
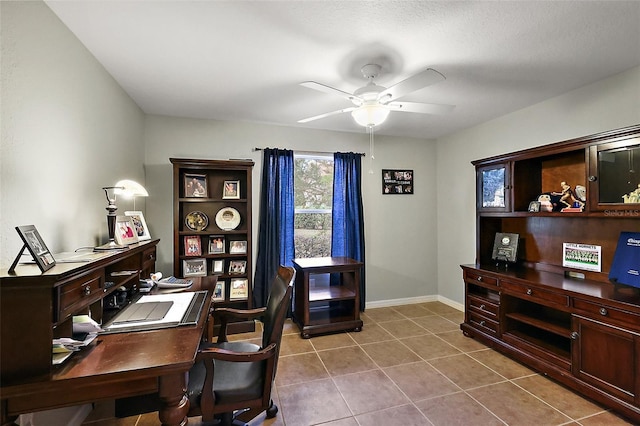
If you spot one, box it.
[292,257,363,338]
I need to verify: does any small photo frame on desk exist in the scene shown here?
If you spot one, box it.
[124,211,151,240]
[114,216,139,246]
[183,258,207,277]
[184,173,208,198]
[11,225,56,273]
[223,180,240,199]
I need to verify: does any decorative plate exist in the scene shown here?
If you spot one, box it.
[215,207,241,230]
[184,211,209,231]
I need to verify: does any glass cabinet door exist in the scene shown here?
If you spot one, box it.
[588,138,640,211]
[477,163,511,212]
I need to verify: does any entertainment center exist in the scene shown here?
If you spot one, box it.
[461,124,640,422]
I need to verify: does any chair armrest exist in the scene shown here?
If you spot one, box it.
[197,342,277,363]
[213,307,267,343]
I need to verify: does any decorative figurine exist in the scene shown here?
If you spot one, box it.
[552,181,584,211]
[622,183,640,203]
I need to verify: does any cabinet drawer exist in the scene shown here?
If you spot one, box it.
[573,299,640,331]
[468,294,499,319]
[468,311,499,336]
[58,270,104,322]
[142,246,156,268]
[464,271,498,287]
[501,280,569,308]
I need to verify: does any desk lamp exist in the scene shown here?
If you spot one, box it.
[94,180,148,251]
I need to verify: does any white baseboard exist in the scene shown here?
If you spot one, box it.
[365,294,463,312]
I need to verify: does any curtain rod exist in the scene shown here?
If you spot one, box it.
[253,147,365,156]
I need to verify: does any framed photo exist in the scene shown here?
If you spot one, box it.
[125,211,151,240]
[382,169,413,194]
[114,216,139,246]
[228,260,247,275]
[183,258,207,277]
[563,242,602,272]
[212,259,224,274]
[209,236,226,254]
[230,278,249,300]
[229,240,247,254]
[223,180,240,199]
[184,173,208,197]
[491,232,519,263]
[528,201,541,213]
[184,236,202,256]
[213,281,225,301]
[11,225,56,273]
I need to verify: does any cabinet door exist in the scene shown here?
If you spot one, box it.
[588,138,640,212]
[477,163,511,212]
[571,315,640,404]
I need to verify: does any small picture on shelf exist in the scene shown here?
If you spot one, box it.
[213,281,225,301]
[228,260,246,275]
[184,236,202,256]
[563,242,601,272]
[527,201,540,213]
[223,180,240,199]
[124,211,151,240]
[230,278,248,300]
[229,240,247,254]
[183,258,207,276]
[12,225,55,273]
[114,216,139,246]
[184,173,207,197]
[212,259,224,274]
[209,236,225,254]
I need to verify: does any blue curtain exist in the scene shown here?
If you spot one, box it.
[253,148,295,308]
[332,152,366,311]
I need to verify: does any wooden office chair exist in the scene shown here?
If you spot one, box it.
[186,266,295,426]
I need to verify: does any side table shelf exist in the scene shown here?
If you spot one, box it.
[293,257,363,338]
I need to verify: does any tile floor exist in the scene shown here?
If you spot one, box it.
[82,302,634,426]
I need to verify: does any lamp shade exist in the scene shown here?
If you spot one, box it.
[351,104,390,127]
[114,180,149,197]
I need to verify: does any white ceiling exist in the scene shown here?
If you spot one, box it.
[45,1,640,140]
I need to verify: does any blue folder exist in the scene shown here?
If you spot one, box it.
[609,232,640,289]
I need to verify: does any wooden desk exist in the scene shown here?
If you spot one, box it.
[0,240,215,426]
[292,257,363,338]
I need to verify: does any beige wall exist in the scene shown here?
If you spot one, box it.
[436,66,640,304]
[1,1,146,265]
[143,115,439,303]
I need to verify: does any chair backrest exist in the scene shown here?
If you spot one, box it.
[261,266,295,350]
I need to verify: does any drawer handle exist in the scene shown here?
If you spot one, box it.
[571,331,579,340]
[477,276,483,282]
[599,307,608,316]
[526,288,532,296]
[480,304,486,310]
[83,285,91,296]
[479,320,486,327]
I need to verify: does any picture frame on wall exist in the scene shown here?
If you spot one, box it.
[183,258,207,276]
[222,180,240,199]
[114,216,139,246]
[10,225,56,273]
[184,173,208,197]
[229,240,247,254]
[382,169,413,194]
[184,236,202,256]
[124,211,151,241]
[213,281,225,301]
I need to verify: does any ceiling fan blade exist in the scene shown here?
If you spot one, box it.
[379,68,446,102]
[300,81,360,102]
[298,107,357,123]
[388,101,455,115]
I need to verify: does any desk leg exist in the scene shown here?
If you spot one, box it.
[158,372,189,426]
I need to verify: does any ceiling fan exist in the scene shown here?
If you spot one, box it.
[298,64,455,127]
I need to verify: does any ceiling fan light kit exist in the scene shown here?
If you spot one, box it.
[298,63,454,128]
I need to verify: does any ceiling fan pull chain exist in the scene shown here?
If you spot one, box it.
[368,125,375,174]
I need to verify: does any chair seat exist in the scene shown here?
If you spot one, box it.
[187,341,265,408]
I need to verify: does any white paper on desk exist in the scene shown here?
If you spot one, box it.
[105,292,196,331]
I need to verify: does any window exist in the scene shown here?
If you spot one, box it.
[294,153,333,258]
